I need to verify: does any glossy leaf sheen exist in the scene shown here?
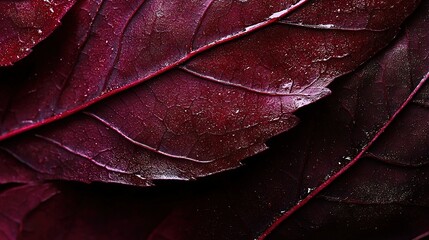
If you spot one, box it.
[0,0,419,185]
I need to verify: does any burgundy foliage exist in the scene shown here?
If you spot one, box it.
[0,0,428,239]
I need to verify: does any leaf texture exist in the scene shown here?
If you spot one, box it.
[0,0,418,140]
[0,0,420,185]
[0,1,427,239]
[0,0,305,139]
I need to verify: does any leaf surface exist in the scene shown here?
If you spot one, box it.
[0,0,306,139]
[0,0,419,185]
[0,1,427,239]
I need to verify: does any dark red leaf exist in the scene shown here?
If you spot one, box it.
[0,0,306,139]
[0,0,76,66]
[0,0,419,185]
[0,0,417,140]
[0,184,58,240]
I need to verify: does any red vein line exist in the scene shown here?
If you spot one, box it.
[258,70,429,240]
[0,0,309,141]
[413,229,429,240]
[179,66,326,97]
